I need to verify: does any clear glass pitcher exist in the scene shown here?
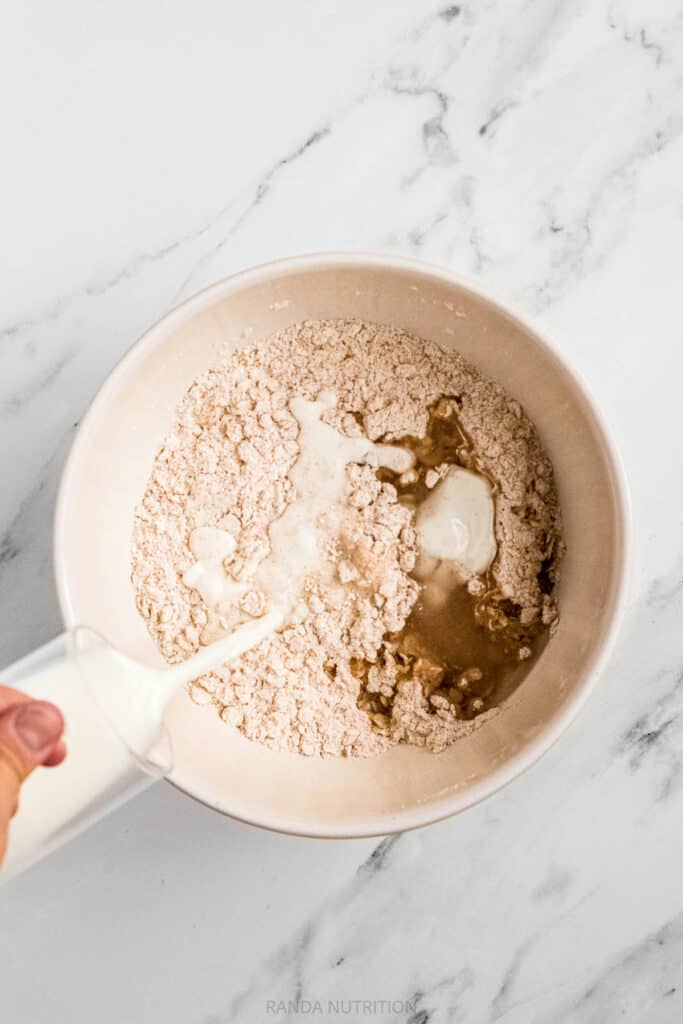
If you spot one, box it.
[0,628,172,881]
[0,612,280,881]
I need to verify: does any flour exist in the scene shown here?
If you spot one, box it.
[131,319,562,757]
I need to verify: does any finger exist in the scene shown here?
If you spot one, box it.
[0,687,66,766]
[0,702,65,863]
[0,700,64,792]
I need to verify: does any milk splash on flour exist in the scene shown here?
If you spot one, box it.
[183,392,415,622]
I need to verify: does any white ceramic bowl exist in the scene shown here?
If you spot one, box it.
[54,254,630,837]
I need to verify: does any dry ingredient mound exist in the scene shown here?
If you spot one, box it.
[131,319,562,757]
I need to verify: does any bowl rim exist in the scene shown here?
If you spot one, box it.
[54,251,633,838]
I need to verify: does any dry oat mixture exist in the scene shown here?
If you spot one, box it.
[131,319,562,757]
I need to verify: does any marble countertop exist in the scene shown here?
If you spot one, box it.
[1,1,682,1021]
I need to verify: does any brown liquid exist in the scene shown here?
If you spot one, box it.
[360,397,549,726]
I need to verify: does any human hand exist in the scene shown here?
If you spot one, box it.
[0,686,66,864]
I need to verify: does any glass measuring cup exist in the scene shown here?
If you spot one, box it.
[0,627,171,881]
[0,611,281,881]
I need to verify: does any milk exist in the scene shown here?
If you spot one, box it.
[255,393,414,611]
[415,466,497,574]
[1,613,281,880]
[182,392,415,621]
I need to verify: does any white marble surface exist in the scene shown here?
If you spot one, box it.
[1,0,683,1020]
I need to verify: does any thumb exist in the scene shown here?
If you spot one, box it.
[0,701,64,862]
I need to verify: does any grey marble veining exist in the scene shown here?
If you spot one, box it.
[1,0,683,1021]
